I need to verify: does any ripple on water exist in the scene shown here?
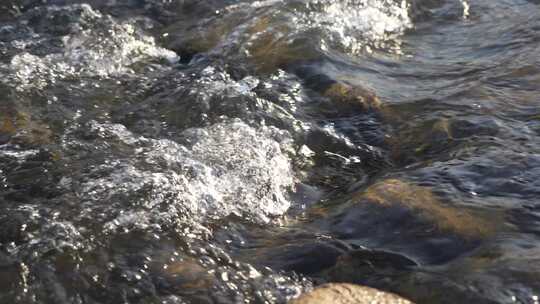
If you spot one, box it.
[162,0,413,70]
[240,0,413,65]
[413,148,540,201]
[2,0,540,303]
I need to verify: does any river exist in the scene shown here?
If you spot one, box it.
[1,0,539,303]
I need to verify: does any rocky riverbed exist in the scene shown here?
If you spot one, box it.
[1,1,540,303]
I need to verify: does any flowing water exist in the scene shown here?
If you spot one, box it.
[0,0,539,303]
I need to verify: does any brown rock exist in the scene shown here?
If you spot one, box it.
[354,179,497,239]
[163,19,234,58]
[162,258,214,290]
[0,110,52,146]
[290,283,413,304]
[248,32,293,72]
[323,82,383,113]
[386,118,454,162]
[247,30,319,73]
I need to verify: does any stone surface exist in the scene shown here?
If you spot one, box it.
[323,82,382,113]
[290,283,413,304]
[386,116,501,164]
[0,110,52,146]
[354,179,496,239]
[161,258,214,291]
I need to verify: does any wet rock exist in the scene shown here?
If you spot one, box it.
[353,179,495,239]
[0,212,26,244]
[387,115,501,164]
[323,82,382,113]
[321,178,498,264]
[326,248,417,279]
[247,31,321,74]
[448,118,500,139]
[161,5,308,69]
[0,115,15,144]
[290,283,413,304]
[159,258,214,294]
[163,13,240,62]
[0,92,55,149]
[0,110,52,146]
[387,118,453,163]
[255,239,349,275]
[290,63,390,118]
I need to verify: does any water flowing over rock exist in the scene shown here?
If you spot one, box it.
[2,4,178,90]
[1,0,540,303]
[296,0,412,54]
[69,119,296,235]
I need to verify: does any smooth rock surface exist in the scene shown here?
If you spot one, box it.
[353,178,496,239]
[290,283,413,304]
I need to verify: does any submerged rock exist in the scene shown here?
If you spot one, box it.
[324,247,418,279]
[0,109,52,146]
[387,115,501,164]
[354,179,495,239]
[321,178,499,265]
[290,283,413,304]
[251,239,350,275]
[160,258,215,293]
[159,0,412,73]
[323,82,383,113]
[162,10,241,62]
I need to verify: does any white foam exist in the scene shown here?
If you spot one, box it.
[0,168,5,188]
[6,4,178,90]
[299,0,412,54]
[72,119,296,235]
[0,146,40,161]
[212,0,412,61]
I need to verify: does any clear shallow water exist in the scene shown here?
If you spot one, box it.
[0,0,539,303]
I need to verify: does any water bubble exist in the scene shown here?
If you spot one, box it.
[4,4,179,91]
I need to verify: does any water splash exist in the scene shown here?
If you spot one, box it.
[298,0,412,54]
[4,4,178,90]
[66,119,296,236]
[461,0,470,19]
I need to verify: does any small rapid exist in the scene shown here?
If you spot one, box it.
[1,0,540,303]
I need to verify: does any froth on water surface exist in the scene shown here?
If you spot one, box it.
[2,4,178,91]
[1,0,540,303]
[70,119,296,233]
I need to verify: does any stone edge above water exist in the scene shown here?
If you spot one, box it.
[289,283,414,304]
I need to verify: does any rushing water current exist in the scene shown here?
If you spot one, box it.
[0,0,540,303]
